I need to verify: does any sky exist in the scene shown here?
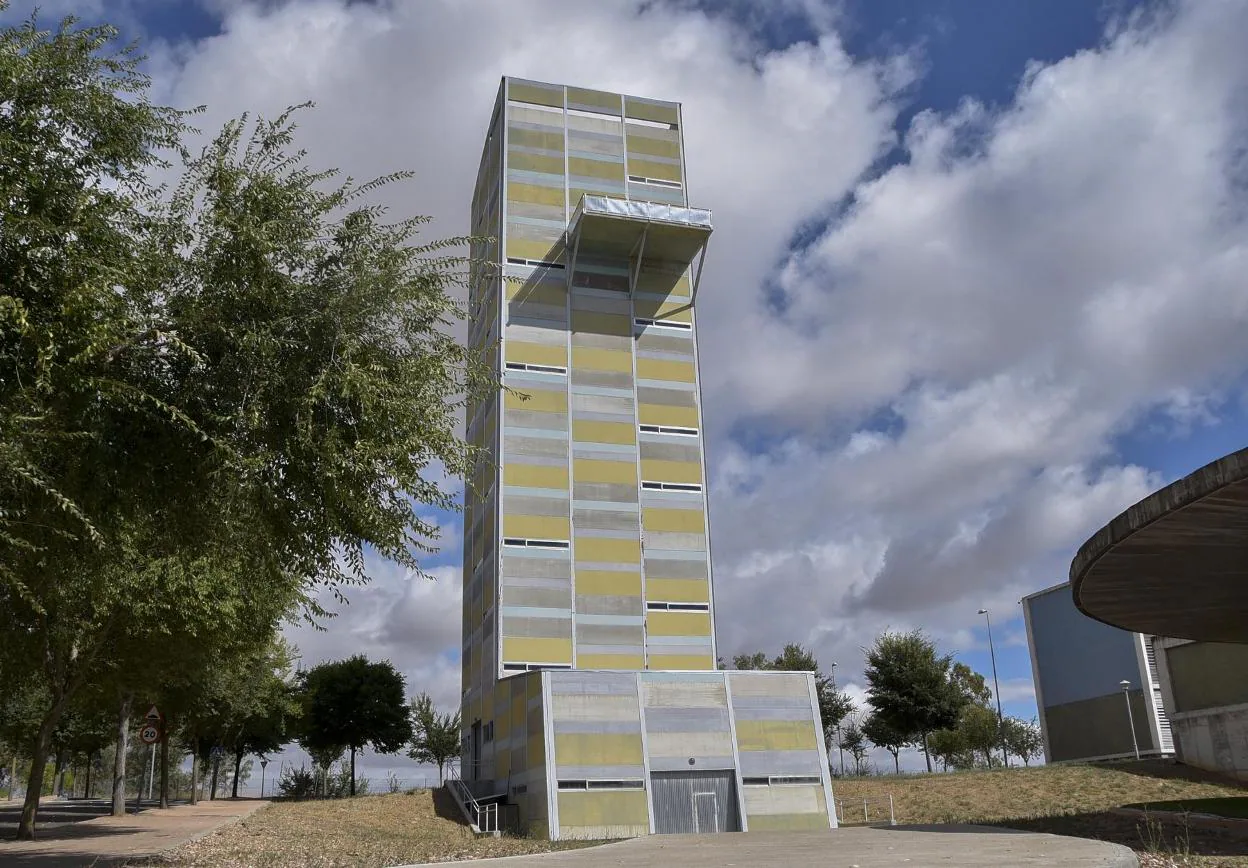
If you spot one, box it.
[19,0,1248,779]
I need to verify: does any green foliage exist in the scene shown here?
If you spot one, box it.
[840,718,869,776]
[925,727,967,772]
[950,662,992,707]
[278,765,318,800]
[408,693,460,785]
[956,702,1001,768]
[0,7,492,837]
[1003,716,1043,766]
[299,656,412,796]
[861,712,909,774]
[862,630,965,773]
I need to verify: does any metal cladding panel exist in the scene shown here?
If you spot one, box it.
[650,770,740,834]
[1166,642,1248,713]
[550,671,640,695]
[556,791,649,840]
[1024,582,1145,708]
[737,750,825,778]
[1044,691,1159,760]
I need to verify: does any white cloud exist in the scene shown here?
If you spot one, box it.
[139,0,1248,728]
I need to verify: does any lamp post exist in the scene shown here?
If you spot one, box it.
[1119,680,1141,760]
[977,608,1009,768]
[260,758,269,799]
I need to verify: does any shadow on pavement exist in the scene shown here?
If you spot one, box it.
[997,810,1248,859]
[880,824,1031,834]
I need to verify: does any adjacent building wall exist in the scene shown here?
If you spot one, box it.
[1154,638,1248,782]
[542,670,836,840]
[1023,582,1171,762]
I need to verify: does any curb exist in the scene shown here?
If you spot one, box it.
[174,800,272,849]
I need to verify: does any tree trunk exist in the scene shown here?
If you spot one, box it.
[893,752,900,774]
[210,756,219,800]
[51,749,65,798]
[189,737,199,806]
[84,755,92,800]
[437,760,444,786]
[921,732,932,774]
[232,747,243,798]
[112,694,132,816]
[159,730,169,808]
[16,704,62,840]
[349,746,356,797]
[9,755,17,799]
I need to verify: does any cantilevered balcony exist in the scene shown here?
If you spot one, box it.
[567,195,713,299]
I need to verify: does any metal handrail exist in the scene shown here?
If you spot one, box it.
[447,765,499,834]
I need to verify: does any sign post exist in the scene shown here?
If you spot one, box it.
[137,706,162,811]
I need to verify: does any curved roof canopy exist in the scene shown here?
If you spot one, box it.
[1071,446,1248,643]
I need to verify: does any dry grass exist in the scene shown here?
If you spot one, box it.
[834,760,1248,867]
[134,789,598,868]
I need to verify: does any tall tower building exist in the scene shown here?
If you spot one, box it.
[459,77,835,840]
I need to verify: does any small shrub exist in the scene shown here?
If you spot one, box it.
[278,765,318,800]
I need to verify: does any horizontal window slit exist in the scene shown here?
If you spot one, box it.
[507,257,565,269]
[627,175,683,189]
[502,537,571,549]
[646,601,710,612]
[634,317,693,331]
[641,481,703,493]
[769,776,822,786]
[505,361,568,375]
[639,424,698,437]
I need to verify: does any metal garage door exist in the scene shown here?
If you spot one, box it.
[650,769,740,834]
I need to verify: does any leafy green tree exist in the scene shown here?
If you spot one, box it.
[408,693,461,785]
[950,662,992,707]
[299,657,413,796]
[863,630,964,773]
[956,703,1001,768]
[925,727,964,773]
[1,9,490,838]
[861,712,909,774]
[1002,716,1043,766]
[840,718,869,776]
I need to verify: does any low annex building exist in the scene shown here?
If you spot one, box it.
[457,77,837,839]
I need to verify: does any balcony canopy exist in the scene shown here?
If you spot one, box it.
[567,196,713,297]
[1071,446,1248,643]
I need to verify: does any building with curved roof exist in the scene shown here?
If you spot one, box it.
[1071,446,1248,643]
[1068,447,1248,781]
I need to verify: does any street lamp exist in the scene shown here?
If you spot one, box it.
[977,608,1009,768]
[1119,680,1141,760]
[260,758,269,799]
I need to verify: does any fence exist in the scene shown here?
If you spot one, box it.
[835,794,896,826]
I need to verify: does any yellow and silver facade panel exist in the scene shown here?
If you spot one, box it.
[460,77,835,838]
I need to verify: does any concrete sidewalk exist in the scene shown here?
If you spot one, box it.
[416,826,1138,867]
[0,799,268,867]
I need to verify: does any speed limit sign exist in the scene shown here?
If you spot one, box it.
[139,724,160,745]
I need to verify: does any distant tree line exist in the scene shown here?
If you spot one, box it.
[729,631,1042,777]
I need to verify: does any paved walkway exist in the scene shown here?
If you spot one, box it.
[0,798,268,867]
[422,826,1138,867]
